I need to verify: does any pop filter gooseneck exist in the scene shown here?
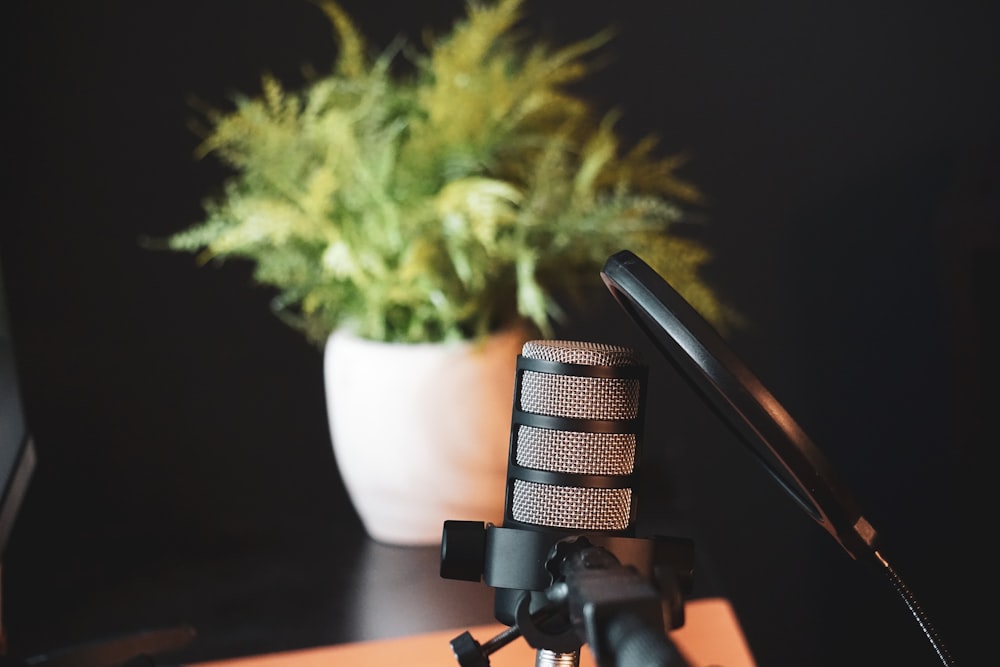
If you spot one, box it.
[600,249,955,667]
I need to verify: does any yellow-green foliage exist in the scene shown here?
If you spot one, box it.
[169,0,727,344]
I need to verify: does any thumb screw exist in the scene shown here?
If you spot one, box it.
[450,625,523,667]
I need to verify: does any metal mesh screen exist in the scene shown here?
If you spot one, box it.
[515,425,635,475]
[511,480,633,531]
[521,340,642,367]
[510,340,641,530]
[520,371,640,421]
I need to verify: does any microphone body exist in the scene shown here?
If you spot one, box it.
[441,340,694,665]
[494,340,647,633]
[505,340,645,533]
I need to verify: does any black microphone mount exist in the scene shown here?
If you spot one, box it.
[441,522,695,666]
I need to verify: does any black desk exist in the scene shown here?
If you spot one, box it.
[3,524,498,664]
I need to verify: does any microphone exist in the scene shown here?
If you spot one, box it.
[501,340,645,666]
[441,340,695,667]
[505,339,644,534]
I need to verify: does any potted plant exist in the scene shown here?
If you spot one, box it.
[166,0,730,544]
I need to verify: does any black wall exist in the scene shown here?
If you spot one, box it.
[2,1,997,665]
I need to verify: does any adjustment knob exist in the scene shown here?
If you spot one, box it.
[440,520,487,582]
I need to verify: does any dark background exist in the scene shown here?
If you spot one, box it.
[2,1,997,666]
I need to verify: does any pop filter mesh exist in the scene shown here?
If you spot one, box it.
[511,340,641,531]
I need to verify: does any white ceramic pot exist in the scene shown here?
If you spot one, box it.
[323,324,532,545]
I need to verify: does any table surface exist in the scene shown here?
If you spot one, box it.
[191,598,755,667]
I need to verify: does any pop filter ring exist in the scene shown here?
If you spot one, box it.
[600,249,955,665]
[601,250,875,559]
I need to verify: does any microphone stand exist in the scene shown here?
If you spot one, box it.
[442,524,694,667]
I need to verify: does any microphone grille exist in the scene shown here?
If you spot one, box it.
[521,340,643,367]
[509,340,644,532]
[520,340,641,421]
[516,427,635,475]
[511,482,632,532]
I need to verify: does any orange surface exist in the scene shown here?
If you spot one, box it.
[194,597,755,667]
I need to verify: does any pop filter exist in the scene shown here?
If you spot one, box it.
[600,249,954,665]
